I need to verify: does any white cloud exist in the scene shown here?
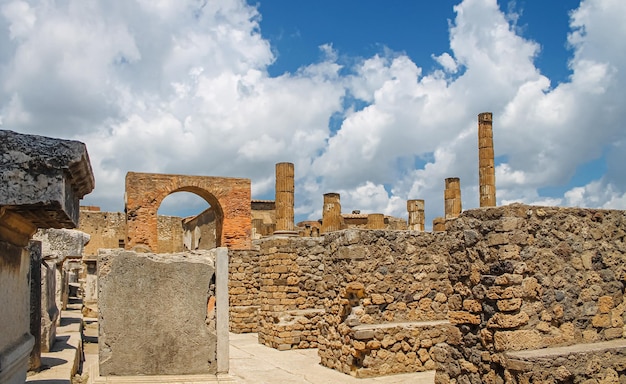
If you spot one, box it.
[1,0,625,228]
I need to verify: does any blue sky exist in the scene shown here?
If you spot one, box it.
[1,0,624,227]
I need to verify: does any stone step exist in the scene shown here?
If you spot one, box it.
[502,338,626,380]
[26,306,83,384]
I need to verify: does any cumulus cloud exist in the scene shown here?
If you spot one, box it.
[0,0,625,227]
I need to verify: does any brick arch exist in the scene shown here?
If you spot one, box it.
[125,172,251,252]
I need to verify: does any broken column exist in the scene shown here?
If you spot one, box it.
[274,162,297,236]
[366,213,385,229]
[444,177,462,219]
[478,112,496,207]
[407,199,425,231]
[0,130,94,384]
[321,193,343,233]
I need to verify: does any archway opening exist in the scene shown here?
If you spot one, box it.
[157,191,221,252]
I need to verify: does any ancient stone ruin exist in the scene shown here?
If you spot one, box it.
[4,111,626,383]
[0,130,94,383]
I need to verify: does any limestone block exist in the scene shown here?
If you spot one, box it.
[33,228,90,260]
[98,249,217,376]
[0,130,94,230]
[40,260,59,352]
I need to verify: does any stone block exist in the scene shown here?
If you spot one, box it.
[0,130,94,230]
[98,249,217,376]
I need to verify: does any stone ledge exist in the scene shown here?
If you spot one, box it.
[505,338,626,362]
[352,320,450,331]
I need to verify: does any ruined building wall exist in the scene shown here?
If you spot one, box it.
[80,209,191,254]
[317,229,457,377]
[257,237,326,350]
[182,207,217,250]
[438,204,626,383]
[229,247,260,333]
[157,215,184,253]
[79,210,126,256]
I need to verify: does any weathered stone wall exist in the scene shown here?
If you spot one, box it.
[257,236,326,350]
[79,210,126,255]
[437,204,626,383]
[80,210,186,254]
[157,215,184,253]
[229,247,260,333]
[98,249,218,376]
[182,207,217,250]
[317,229,456,377]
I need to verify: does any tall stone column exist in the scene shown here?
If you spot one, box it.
[321,193,342,233]
[407,199,425,231]
[478,112,496,207]
[274,162,296,235]
[444,177,462,219]
[366,213,385,229]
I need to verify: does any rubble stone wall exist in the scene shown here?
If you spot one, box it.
[317,229,457,377]
[229,248,260,333]
[257,236,326,350]
[437,205,626,383]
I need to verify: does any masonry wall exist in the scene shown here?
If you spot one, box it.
[437,204,626,383]
[318,229,457,377]
[79,211,125,255]
[229,247,260,333]
[257,236,326,350]
[157,215,184,253]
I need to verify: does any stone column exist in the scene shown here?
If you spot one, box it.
[321,193,342,233]
[407,199,425,231]
[444,177,462,219]
[366,214,385,229]
[478,112,496,207]
[274,162,296,236]
[433,217,446,232]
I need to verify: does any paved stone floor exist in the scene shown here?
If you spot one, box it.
[34,311,435,384]
[228,332,435,384]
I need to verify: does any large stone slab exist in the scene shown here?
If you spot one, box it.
[0,129,94,230]
[98,249,218,376]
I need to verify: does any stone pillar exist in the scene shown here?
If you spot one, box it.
[274,162,297,236]
[407,199,425,231]
[444,177,462,219]
[478,112,496,207]
[433,217,446,232]
[28,241,42,371]
[366,214,385,229]
[321,193,342,233]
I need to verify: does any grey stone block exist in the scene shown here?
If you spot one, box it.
[98,249,217,376]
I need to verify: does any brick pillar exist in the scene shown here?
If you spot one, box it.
[275,162,296,235]
[321,193,342,233]
[433,217,446,232]
[407,199,425,231]
[366,213,385,229]
[478,112,496,207]
[444,177,462,219]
